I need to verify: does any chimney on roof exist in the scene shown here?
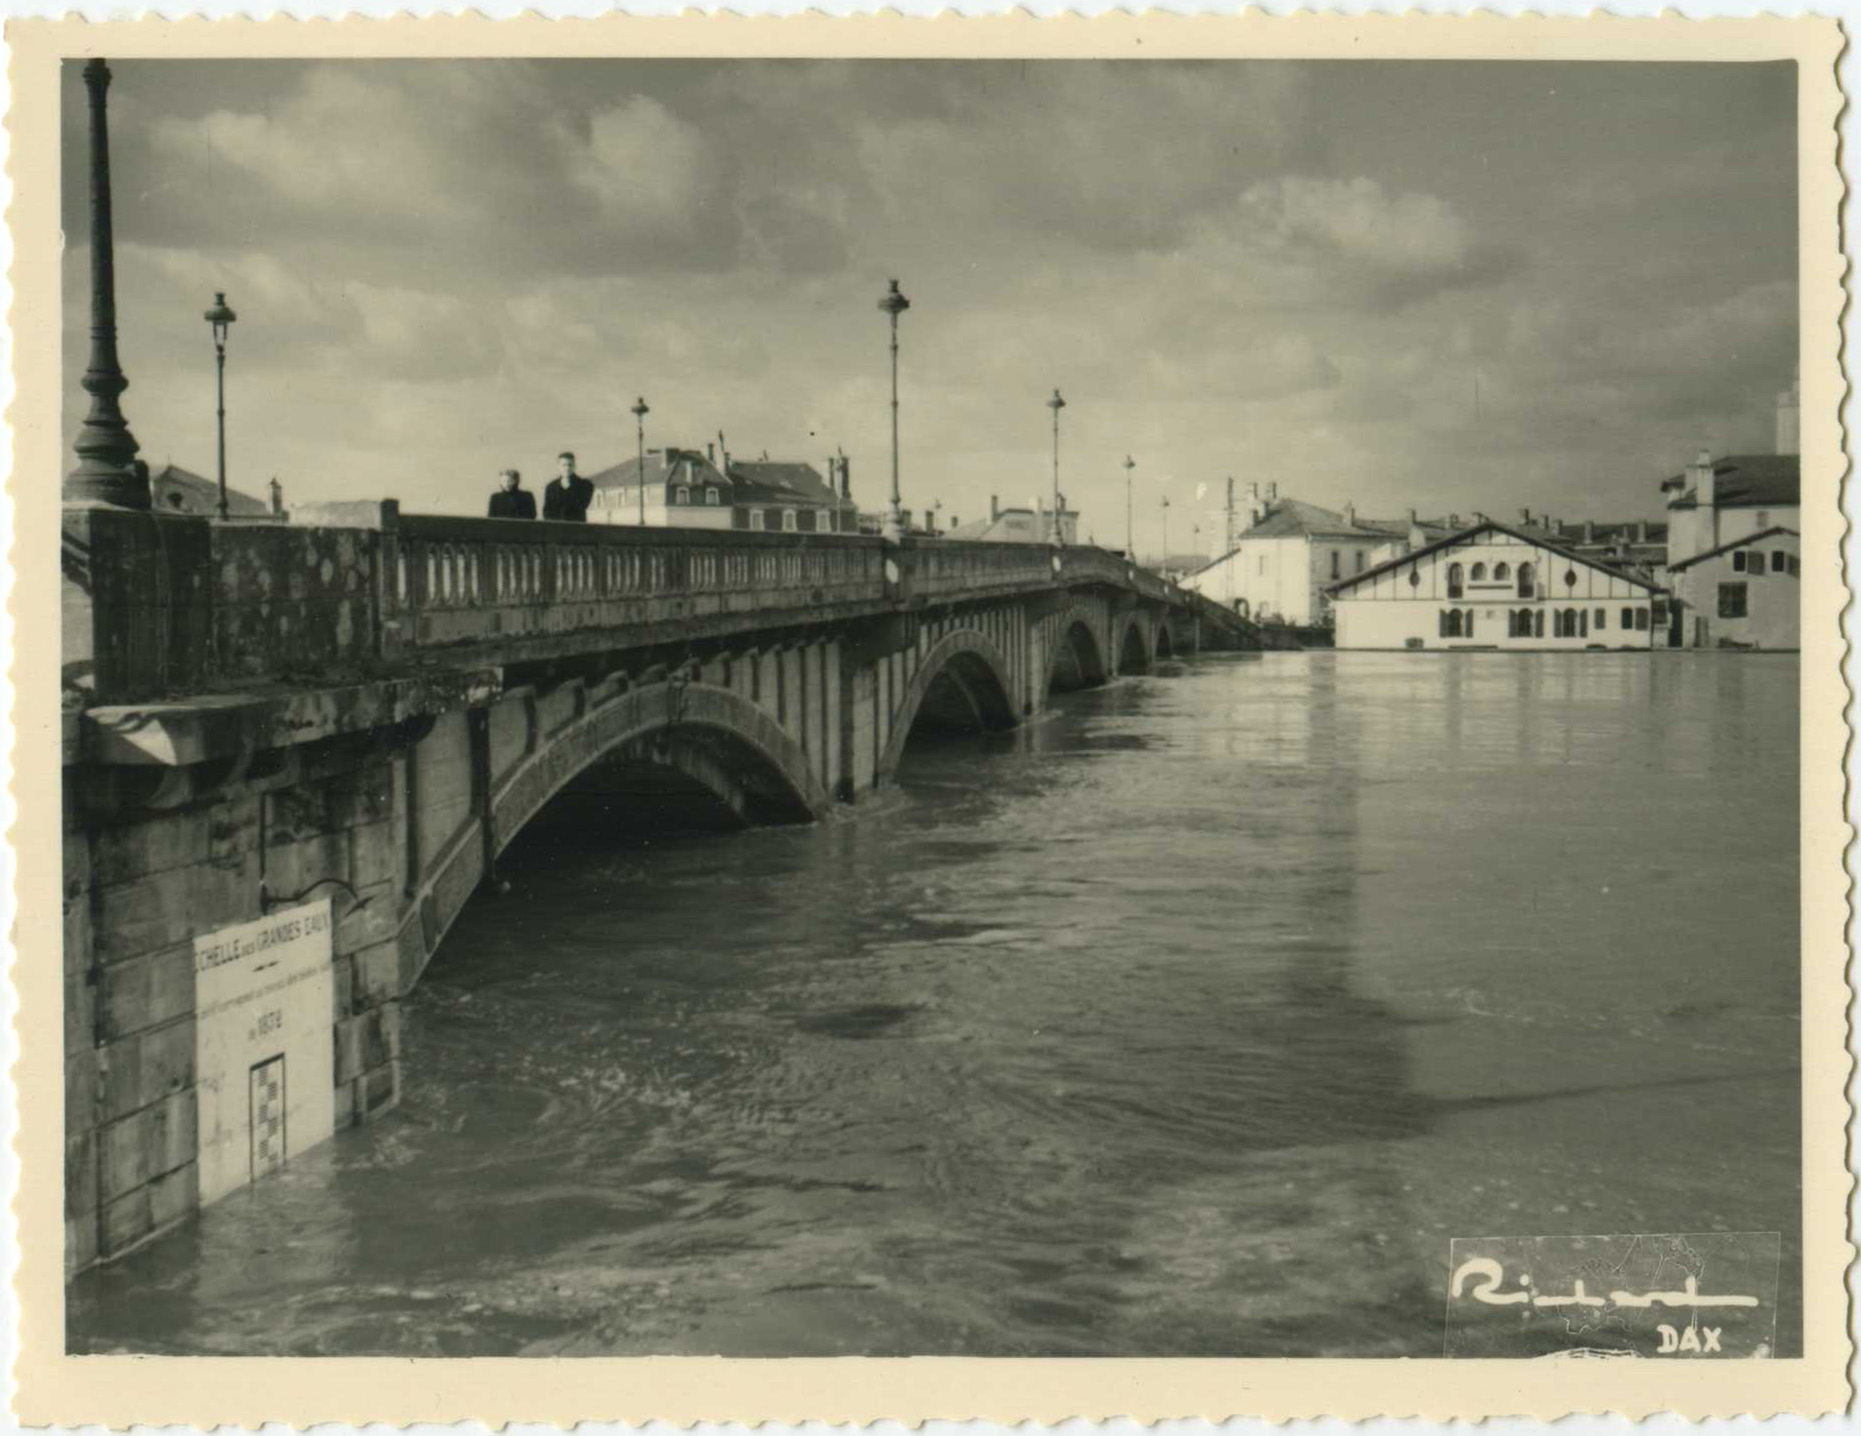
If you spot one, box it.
[269,476,283,516]
[1266,482,1279,504]
[1582,520,1595,543]
[1636,519,1649,543]
[950,515,959,531]
[707,442,715,463]
[1777,366,1801,456]
[1519,507,1532,526]
[990,494,1000,522]
[1688,448,1716,512]
[1551,518,1564,535]
[1343,501,1356,525]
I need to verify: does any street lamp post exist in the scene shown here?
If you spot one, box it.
[1123,454,1135,557]
[67,58,148,508]
[1046,388,1066,546]
[878,278,910,541]
[203,291,237,520]
[1160,494,1171,574]
[631,396,650,525]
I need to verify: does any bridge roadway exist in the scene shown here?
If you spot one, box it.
[62,499,1259,1275]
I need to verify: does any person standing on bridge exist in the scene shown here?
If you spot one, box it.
[543,451,594,523]
[487,468,536,519]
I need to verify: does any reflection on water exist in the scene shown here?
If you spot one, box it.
[70,652,1801,1358]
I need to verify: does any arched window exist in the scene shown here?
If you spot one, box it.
[675,485,691,505]
[1444,609,1463,638]
[783,509,798,532]
[705,487,719,506]
[1517,562,1535,598]
[1534,610,1545,638]
[1464,608,1475,639]
[750,510,764,531]
[1447,562,1464,598]
[1470,563,1487,581]
[1494,562,1510,581]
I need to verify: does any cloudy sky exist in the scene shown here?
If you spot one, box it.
[62,58,1797,545]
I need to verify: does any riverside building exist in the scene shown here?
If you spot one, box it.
[1326,519,1664,651]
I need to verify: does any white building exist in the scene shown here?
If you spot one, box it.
[1327,519,1664,651]
[1182,496,1429,627]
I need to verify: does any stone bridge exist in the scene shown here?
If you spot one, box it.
[63,501,1257,1275]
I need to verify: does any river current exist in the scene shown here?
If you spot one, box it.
[69,650,1802,1357]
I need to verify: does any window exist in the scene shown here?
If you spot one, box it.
[1534,610,1545,638]
[1509,609,1532,638]
[750,510,764,531]
[1330,550,1340,580]
[1771,550,1787,573]
[1517,562,1535,598]
[705,487,720,506]
[1470,563,1487,581]
[1355,550,1366,573]
[783,509,798,532]
[1494,562,1510,581]
[1594,608,1606,629]
[1443,609,1463,638]
[1464,608,1475,639]
[1718,582,1748,619]
[1563,569,1577,589]
[1621,607,1634,629]
[674,485,690,505]
[1732,550,1747,573]
[1652,599,1669,626]
[1447,562,1464,598]
[1635,608,1650,631]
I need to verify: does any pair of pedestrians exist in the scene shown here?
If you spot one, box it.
[487,452,593,522]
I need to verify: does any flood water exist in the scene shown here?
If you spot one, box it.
[70,651,1802,1357]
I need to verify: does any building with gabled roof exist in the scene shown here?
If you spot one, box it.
[148,461,272,518]
[586,446,737,529]
[1325,518,1664,651]
[1181,493,1427,626]
[1664,525,1799,650]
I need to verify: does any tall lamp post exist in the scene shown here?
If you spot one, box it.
[878,278,910,540]
[67,58,148,508]
[1160,494,1171,574]
[1123,454,1136,557]
[204,291,237,520]
[631,396,650,525]
[1046,388,1066,546]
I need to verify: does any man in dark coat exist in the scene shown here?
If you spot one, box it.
[487,469,536,519]
[543,451,594,523]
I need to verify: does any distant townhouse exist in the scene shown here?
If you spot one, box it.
[946,494,1079,545]
[1654,372,1802,648]
[1183,495,1420,627]
[586,446,736,530]
[585,446,859,534]
[147,461,273,518]
[1326,519,1663,651]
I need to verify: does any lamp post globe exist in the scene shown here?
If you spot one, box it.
[203,290,237,520]
[631,396,651,526]
[1046,388,1066,547]
[878,278,910,541]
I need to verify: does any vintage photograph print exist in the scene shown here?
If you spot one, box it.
[26,14,1847,1426]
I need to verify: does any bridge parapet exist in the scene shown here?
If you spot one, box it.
[64,500,1251,716]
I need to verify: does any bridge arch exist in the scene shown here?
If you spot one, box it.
[1046,603,1111,694]
[491,678,832,861]
[880,628,1019,774]
[1154,618,1177,659]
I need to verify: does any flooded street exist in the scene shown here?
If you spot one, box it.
[70,650,1801,1358]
